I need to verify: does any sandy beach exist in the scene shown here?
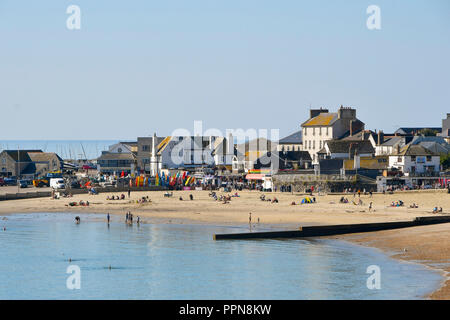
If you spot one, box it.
[0,189,449,299]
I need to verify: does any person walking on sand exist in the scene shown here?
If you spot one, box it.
[128,189,131,198]
[249,212,252,225]
[369,202,373,212]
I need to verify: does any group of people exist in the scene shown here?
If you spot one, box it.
[339,197,349,204]
[390,200,404,207]
[67,200,89,207]
[137,196,151,204]
[125,211,140,224]
[433,207,443,213]
[260,194,279,203]
[106,194,126,200]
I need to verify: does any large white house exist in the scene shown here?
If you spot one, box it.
[301,106,364,164]
[389,144,440,175]
[148,134,234,175]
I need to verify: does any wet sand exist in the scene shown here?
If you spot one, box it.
[0,189,449,299]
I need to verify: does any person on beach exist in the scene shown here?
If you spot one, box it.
[369,202,373,212]
[75,216,80,224]
[128,189,131,198]
[137,216,140,225]
[107,213,110,224]
[249,212,252,224]
[189,194,193,201]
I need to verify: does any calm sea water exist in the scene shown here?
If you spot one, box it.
[0,140,117,160]
[0,213,442,300]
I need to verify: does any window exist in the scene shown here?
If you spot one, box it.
[411,156,416,162]
[319,127,322,135]
[142,145,150,152]
[426,156,432,162]
[397,157,402,163]
[313,140,315,149]
[304,128,307,136]
[326,127,329,136]
[313,128,315,136]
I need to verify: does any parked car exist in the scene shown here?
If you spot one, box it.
[4,178,17,186]
[19,180,28,188]
[70,181,81,189]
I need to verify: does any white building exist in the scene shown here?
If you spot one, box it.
[301,106,364,164]
[149,134,234,175]
[389,144,440,175]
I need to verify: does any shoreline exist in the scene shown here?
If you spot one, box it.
[1,189,449,299]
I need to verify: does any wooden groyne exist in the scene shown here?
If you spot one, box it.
[213,216,450,240]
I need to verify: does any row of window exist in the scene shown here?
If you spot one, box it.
[98,160,133,167]
[304,127,329,136]
[304,140,324,150]
[397,156,433,163]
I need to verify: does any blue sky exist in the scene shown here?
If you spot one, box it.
[0,0,449,140]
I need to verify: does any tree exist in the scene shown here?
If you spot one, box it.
[419,128,439,136]
[441,154,450,170]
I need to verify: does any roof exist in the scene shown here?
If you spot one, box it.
[420,142,450,154]
[253,151,312,170]
[279,130,302,144]
[325,140,375,154]
[395,127,442,135]
[391,144,438,156]
[302,113,338,127]
[341,129,377,141]
[97,152,136,160]
[380,136,414,146]
[1,150,43,162]
[28,152,63,163]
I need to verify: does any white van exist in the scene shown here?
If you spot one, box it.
[50,178,65,189]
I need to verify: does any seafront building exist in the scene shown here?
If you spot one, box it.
[0,150,63,179]
[300,106,365,164]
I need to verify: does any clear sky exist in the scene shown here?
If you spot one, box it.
[1,0,449,140]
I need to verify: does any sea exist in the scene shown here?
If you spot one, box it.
[0,213,443,300]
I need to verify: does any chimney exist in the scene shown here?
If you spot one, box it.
[309,108,329,119]
[377,130,384,145]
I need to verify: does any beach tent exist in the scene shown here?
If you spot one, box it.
[301,197,312,204]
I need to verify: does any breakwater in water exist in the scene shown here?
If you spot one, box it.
[214,216,450,240]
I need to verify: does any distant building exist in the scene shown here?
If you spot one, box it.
[389,144,440,175]
[438,113,450,142]
[301,106,364,164]
[137,136,165,174]
[375,135,414,156]
[97,142,137,175]
[143,134,234,175]
[28,152,64,177]
[318,140,375,160]
[277,130,302,152]
[394,127,442,136]
[254,150,312,173]
[0,150,63,178]
[232,138,276,173]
